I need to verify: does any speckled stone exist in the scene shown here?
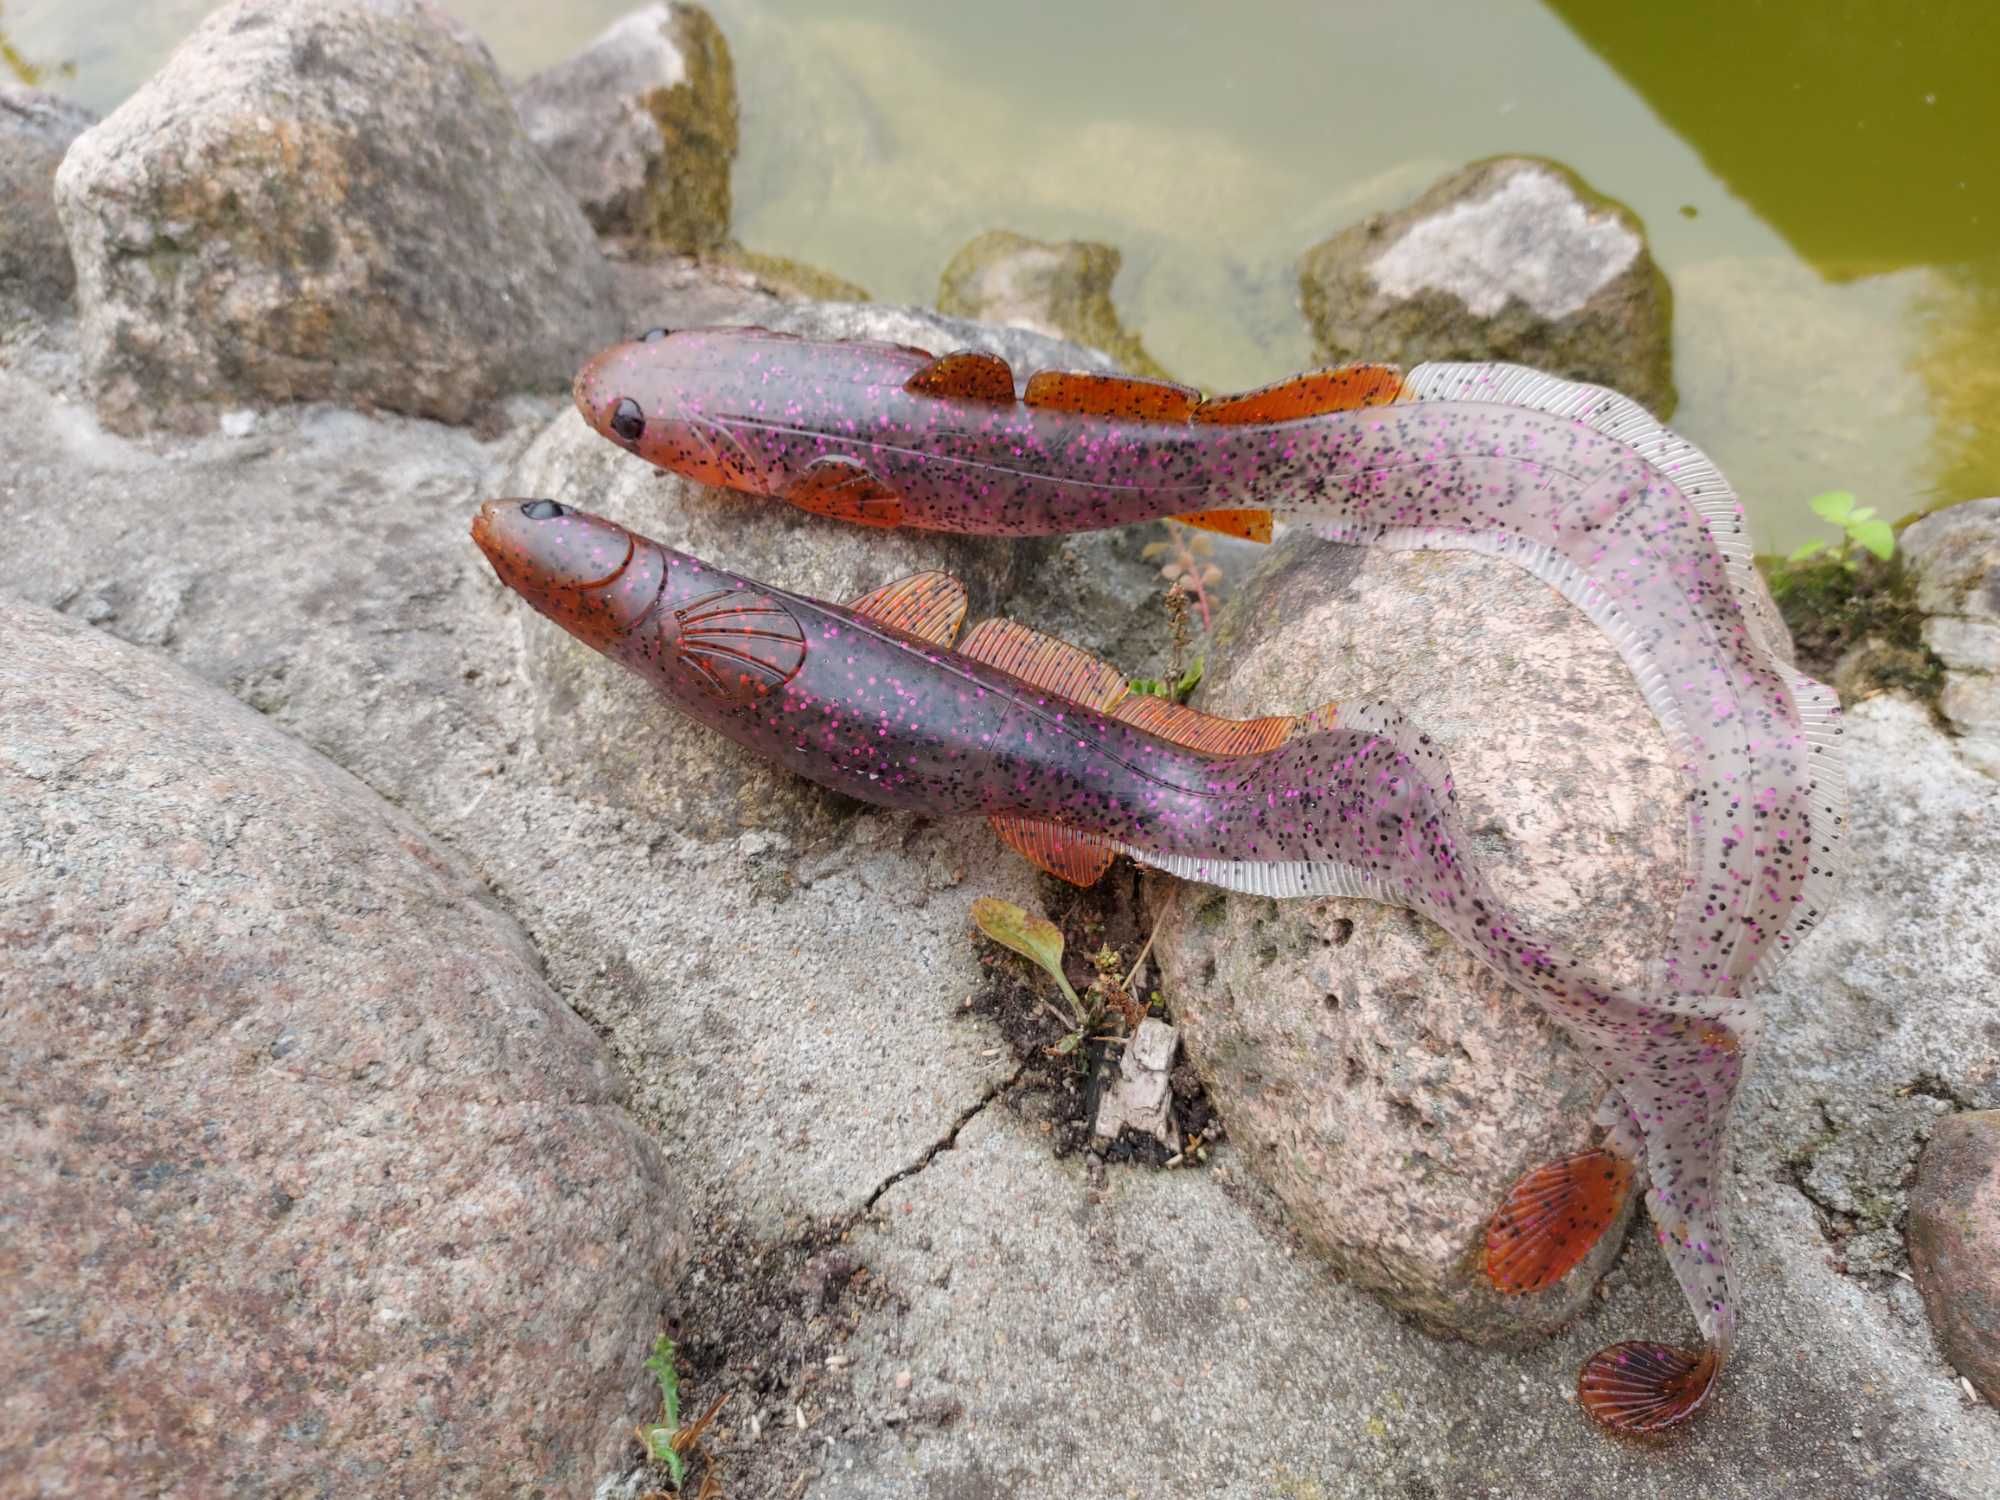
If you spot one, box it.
[0,84,96,314]
[0,599,685,1497]
[1910,1111,2000,1402]
[1299,156,1676,416]
[54,0,619,432]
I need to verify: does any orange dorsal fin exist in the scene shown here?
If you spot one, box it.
[784,457,905,528]
[1172,507,1274,544]
[1022,370,1201,422]
[956,617,1130,711]
[1484,1148,1636,1295]
[845,571,968,647]
[986,814,1118,887]
[1110,693,1303,756]
[1578,1342,1720,1434]
[1193,363,1405,425]
[905,349,1017,403]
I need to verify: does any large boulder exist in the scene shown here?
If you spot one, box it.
[1146,535,1691,1342]
[514,3,738,254]
[1902,497,2000,776]
[0,83,95,316]
[53,0,619,433]
[1908,1112,2000,1403]
[0,599,684,1497]
[936,229,1172,381]
[1298,156,1676,416]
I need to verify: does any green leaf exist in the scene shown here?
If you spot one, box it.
[1809,490,1858,524]
[1128,677,1166,698]
[1787,539,1829,562]
[971,897,1085,1019]
[1849,517,1896,560]
[1845,506,1878,523]
[1050,1031,1082,1055]
[642,1336,687,1486]
[1174,658,1205,702]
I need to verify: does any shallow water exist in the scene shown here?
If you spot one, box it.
[9,0,1996,549]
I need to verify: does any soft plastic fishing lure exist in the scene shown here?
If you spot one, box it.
[475,497,1775,1433]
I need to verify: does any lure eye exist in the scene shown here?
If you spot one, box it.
[609,397,646,444]
[637,327,671,342]
[520,499,566,520]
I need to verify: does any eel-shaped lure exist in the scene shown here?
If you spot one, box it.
[475,497,1781,1432]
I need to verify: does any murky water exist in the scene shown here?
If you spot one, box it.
[9,0,1996,548]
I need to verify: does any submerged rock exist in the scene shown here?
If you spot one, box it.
[1147,534,1695,1342]
[514,3,738,254]
[936,229,1172,381]
[0,84,95,315]
[54,0,619,433]
[1903,497,2000,776]
[1909,1111,2000,1403]
[1298,156,1675,416]
[0,599,684,1497]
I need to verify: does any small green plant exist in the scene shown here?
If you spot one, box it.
[970,896,1100,1055]
[1787,491,1895,567]
[637,1336,726,1495]
[1128,658,1205,703]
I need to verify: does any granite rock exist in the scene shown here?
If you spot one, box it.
[0,599,685,1498]
[936,228,1171,380]
[53,0,619,433]
[1909,1112,2000,1403]
[0,83,95,315]
[1299,156,1676,416]
[1904,498,2000,775]
[514,3,738,254]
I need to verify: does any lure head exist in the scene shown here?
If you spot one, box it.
[470,499,666,653]
[573,325,935,497]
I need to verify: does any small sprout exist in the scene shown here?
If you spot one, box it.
[637,1336,728,1493]
[971,896,1100,1054]
[1794,489,1896,567]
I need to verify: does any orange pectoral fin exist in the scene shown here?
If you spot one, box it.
[672,590,808,704]
[987,815,1118,886]
[1172,507,1274,544]
[1193,363,1405,425]
[785,457,906,528]
[1110,693,1302,757]
[1484,1147,1636,1295]
[905,349,1018,403]
[1578,1342,1720,1434]
[1022,370,1202,422]
[845,571,969,647]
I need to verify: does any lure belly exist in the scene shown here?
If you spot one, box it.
[474,497,1763,1432]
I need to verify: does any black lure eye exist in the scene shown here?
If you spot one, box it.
[520,499,566,519]
[637,327,671,342]
[609,397,646,444]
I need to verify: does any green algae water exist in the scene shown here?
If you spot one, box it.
[8,0,1996,549]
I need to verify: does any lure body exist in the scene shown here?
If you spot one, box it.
[475,498,1759,1430]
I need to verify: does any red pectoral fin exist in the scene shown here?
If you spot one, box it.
[1578,1342,1720,1434]
[785,457,906,528]
[672,590,808,704]
[987,815,1118,886]
[1484,1148,1635,1295]
[905,349,1018,403]
[1022,370,1201,422]
[1194,364,1404,425]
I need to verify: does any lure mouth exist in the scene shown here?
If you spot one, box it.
[471,498,660,651]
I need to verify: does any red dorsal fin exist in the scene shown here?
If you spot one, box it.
[1578,1342,1720,1434]
[1110,693,1304,757]
[904,349,1017,403]
[1484,1148,1636,1295]
[986,814,1118,887]
[845,571,968,647]
[1193,363,1405,425]
[956,617,1129,711]
[1022,370,1201,422]
[784,456,905,528]
[1172,507,1274,544]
